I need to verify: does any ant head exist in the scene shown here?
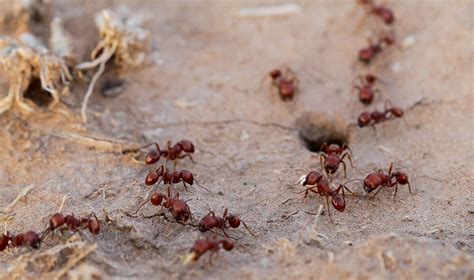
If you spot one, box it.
[0,233,11,251]
[87,216,100,235]
[49,213,65,229]
[358,112,372,127]
[376,7,395,24]
[278,79,296,99]
[150,192,164,206]
[391,107,404,118]
[359,48,374,64]
[221,238,235,251]
[181,170,194,184]
[145,150,161,164]
[226,214,241,228]
[365,74,377,84]
[332,195,346,212]
[359,87,374,105]
[145,171,159,186]
[270,69,282,80]
[326,144,341,154]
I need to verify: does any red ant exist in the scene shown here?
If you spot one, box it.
[358,33,396,64]
[198,208,255,237]
[319,143,353,178]
[134,186,192,224]
[268,68,300,101]
[142,140,196,166]
[295,174,354,222]
[183,236,234,264]
[357,101,404,128]
[359,162,412,198]
[145,165,208,191]
[358,0,395,25]
[353,74,380,105]
[43,213,101,238]
[0,231,42,251]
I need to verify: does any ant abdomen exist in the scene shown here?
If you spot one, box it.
[332,195,346,212]
[145,150,161,165]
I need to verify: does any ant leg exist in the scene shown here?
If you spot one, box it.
[194,179,210,192]
[182,182,189,192]
[341,143,353,157]
[325,196,333,223]
[320,154,327,175]
[221,228,229,237]
[341,160,347,178]
[319,143,328,153]
[295,186,318,198]
[341,152,354,168]
[393,183,398,199]
[407,180,413,194]
[370,187,382,198]
[178,154,196,163]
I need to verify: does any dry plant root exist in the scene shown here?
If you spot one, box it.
[76,9,151,123]
[0,31,72,115]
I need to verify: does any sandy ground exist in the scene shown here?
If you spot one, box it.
[0,0,473,279]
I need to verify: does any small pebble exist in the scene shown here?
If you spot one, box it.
[402,35,416,48]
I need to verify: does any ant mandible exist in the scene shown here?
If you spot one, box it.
[319,143,353,178]
[358,33,396,64]
[357,101,405,128]
[268,67,300,101]
[295,174,354,222]
[360,162,412,198]
[353,74,380,105]
[182,236,235,264]
[198,208,256,237]
[145,165,208,192]
[142,139,196,166]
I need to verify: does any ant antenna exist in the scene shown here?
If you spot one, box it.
[194,179,211,192]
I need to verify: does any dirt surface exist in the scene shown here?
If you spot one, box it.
[0,0,473,279]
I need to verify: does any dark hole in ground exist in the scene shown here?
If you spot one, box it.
[24,77,54,107]
[296,112,349,153]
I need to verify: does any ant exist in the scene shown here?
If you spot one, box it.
[358,33,396,64]
[198,208,255,237]
[135,186,192,224]
[0,231,42,251]
[357,101,404,128]
[43,213,101,238]
[360,162,412,198]
[295,174,354,222]
[353,74,380,105]
[183,236,234,264]
[357,0,395,25]
[319,143,353,178]
[268,67,299,101]
[145,165,208,191]
[142,140,196,166]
